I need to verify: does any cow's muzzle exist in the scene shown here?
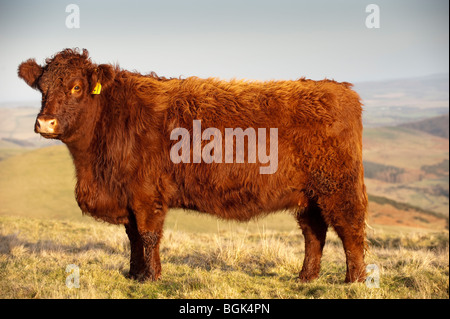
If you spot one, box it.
[35,115,59,138]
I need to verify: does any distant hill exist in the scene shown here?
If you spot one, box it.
[355,73,449,109]
[0,106,61,148]
[354,73,449,127]
[399,114,449,139]
[363,125,448,217]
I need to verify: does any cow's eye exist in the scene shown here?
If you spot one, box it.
[71,85,81,94]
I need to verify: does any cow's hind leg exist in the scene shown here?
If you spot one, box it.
[296,200,328,282]
[319,190,367,283]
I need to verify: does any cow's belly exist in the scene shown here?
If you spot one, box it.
[173,162,307,221]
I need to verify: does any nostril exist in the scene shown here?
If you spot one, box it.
[36,117,57,134]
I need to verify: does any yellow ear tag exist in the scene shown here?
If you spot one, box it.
[91,82,102,95]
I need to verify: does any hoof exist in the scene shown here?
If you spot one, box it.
[127,270,161,282]
[298,271,319,283]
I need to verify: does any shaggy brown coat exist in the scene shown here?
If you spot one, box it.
[18,48,368,282]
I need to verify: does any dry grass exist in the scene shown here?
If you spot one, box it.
[0,215,448,299]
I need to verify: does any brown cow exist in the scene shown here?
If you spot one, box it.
[18,48,368,283]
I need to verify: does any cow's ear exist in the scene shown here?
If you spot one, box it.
[90,64,115,93]
[18,59,43,89]
[97,64,115,86]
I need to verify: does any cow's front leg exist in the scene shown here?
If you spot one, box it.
[124,215,145,280]
[130,199,166,282]
[140,229,162,281]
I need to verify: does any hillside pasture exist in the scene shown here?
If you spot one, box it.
[0,215,448,299]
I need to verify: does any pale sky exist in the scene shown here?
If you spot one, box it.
[0,0,448,103]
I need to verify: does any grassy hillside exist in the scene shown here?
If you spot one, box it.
[0,215,448,299]
[363,126,449,217]
[0,146,79,221]
[363,126,448,170]
[400,114,449,139]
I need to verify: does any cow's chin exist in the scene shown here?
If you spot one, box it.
[39,132,61,139]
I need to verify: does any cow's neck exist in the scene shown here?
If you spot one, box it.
[64,98,106,178]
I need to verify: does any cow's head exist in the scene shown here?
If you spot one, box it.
[18,48,115,142]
